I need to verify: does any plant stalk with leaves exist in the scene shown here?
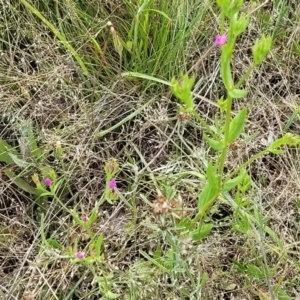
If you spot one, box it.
[171,0,300,237]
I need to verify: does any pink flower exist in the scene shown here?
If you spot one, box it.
[215,34,227,46]
[76,251,85,259]
[81,215,88,222]
[108,179,116,190]
[44,178,52,187]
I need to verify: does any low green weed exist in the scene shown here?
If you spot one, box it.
[170,0,300,237]
[134,0,300,297]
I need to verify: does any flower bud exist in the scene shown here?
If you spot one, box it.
[171,73,195,112]
[44,178,53,187]
[232,14,249,36]
[215,34,227,46]
[252,34,272,66]
[76,251,85,259]
[55,141,63,157]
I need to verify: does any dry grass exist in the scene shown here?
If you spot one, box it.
[1,1,300,299]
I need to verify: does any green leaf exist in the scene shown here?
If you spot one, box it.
[277,288,292,300]
[246,264,264,279]
[87,209,97,226]
[223,171,246,191]
[53,178,63,194]
[269,133,300,153]
[253,34,272,66]
[96,235,104,256]
[232,13,249,37]
[47,238,62,249]
[5,170,36,194]
[201,272,209,288]
[218,96,227,112]
[269,149,285,154]
[206,161,218,187]
[8,153,30,168]
[139,250,169,273]
[205,137,225,151]
[233,261,246,273]
[121,72,171,86]
[126,40,133,52]
[0,139,20,164]
[83,257,95,264]
[228,88,247,98]
[26,123,43,159]
[198,183,219,213]
[198,162,220,213]
[264,226,283,249]
[105,291,121,299]
[153,244,162,261]
[190,223,213,241]
[164,249,176,270]
[232,215,249,233]
[217,0,243,18]
[268,136,285,150]
[221,57,233,90]
[170,73,195,110]
[228,108,247,143]
[176,217,193,233]
[238,174,252,193]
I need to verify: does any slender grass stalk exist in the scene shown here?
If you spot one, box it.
[235,64,255,88]
[20,0,88,73]
[95,98,154,138]
[225,149,269,181]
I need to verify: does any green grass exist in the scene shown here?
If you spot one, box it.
[1,1,300,299]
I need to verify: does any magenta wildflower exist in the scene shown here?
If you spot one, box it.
[44,178,52,187]
[81,215,88,222]
[215,34,227,46]
[108,179,117,190]
[76,251,85,259]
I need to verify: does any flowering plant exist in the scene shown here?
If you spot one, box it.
[170,0,300,240]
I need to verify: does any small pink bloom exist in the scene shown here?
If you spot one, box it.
[44,178,52,187]
[81,215,88,222]
[215,34,227,46]
[108,179,116,190]
[76,251,85,259]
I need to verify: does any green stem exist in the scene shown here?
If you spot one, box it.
[225,149,269,181]
[217,96,232,187]
[58,157,74,197]
[192,211,204,225]
[235,64,255,89]
[192,110,219,140]
[220,11,225,34]
[192,190,221,226]
[53,194,94,238]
